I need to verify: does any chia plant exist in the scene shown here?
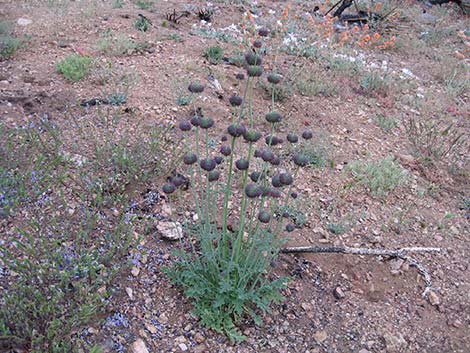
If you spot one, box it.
[164,37,310,341]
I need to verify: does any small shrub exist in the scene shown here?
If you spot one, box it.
[134,15,151,32]
[135,0,154,10]
[57,54,93,82]
[0,120,63,217]
[112,0,124,8]
[327,221,350,235]
[0,210,135,352]
[348,156,407,196]
[403,112,467,163]
[359,71,390,96]
[204,45,224,64]
[375,114,398,131]
[0,21,22,60]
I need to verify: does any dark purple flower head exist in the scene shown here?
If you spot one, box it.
[188,82,205,93]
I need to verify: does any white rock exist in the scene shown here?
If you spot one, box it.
[126,287,134,300]
[17,18,32,26]
[131,266,140,277]
[131,339,149,353]
[157,221,183,240]
[178,343,188,351]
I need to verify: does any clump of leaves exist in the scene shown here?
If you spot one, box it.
[204,45,224,64]
[135,0,154,10]
[0,21,22,60]
[57,54,93,82]
[134,15,151,32]
[348,156,407,196]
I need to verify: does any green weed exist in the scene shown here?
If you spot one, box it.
[57,54,93,82]
[204,45,224,64]
[348,156,407,196]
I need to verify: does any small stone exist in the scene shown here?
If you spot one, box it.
[17,18,32,26]
[131,339,149,353]
[390,258,404,275]
[313,330,328,343]
[383,332,407,353]
[126,287,134,300]
[452,319,463,328]
[145,323,158,334]
[428,291,440,306]
[193,333,205,344]
[178,343,188,351]
[358,349,371,353]
[333,286,345,300]
[131,267,140,277]
[159,313,169,324]
[157,221,183,240]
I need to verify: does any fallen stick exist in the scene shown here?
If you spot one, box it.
[280,245,441,298]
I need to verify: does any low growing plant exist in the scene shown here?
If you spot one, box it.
[348,156,407,196]
[204,45,224,64]
[57,54,93,82]
[0,209,135,352]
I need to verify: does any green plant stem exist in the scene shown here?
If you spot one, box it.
[222,136,237,234]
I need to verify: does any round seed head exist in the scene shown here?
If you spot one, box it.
[287,133,298,143]
[271,174,282,188]
[261,186,271,197]
[245,52,262,66]
[245,183,262,198]
[293,153,309,167]
[250,171,261,182]
[265,111,283,123]
[162,182,176,194]
[184,153,198,165]
[208,170,220,182]
[229,95,243,107]
[270,188,281,198]
[286,223,295,232]
[235,158,249,170]
[188,82,204,93]
[291,191,298,199]
[270,155,281,166]
[200,158,216,172]
[254,149,262,158]
[246,65,263,77]
[265,135,283,146]
[258,28,269,37]
[220,145,232,156]
[235,73,245,80]
[179,121,192,131]
[227,124,246,137]
[190,115,202,127]
[214,156,223,165]
[243,129,262,143]
[279,172,293,186]
[267,73,282,84]
[172,176,185,187]
[221,135,228,142]
[199,117,214,129]
[253,40,263,49]
[258,210,271,223]
[261,149,274,162]
[302,130,313,140]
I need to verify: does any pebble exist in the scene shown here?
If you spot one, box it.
[193,332,205,344]
[383,332,407,353]
[157,221,183,240]
[313,330,328,343]
[131,339,149,353]
[17,18,32,26]
[178,343,188,351]
[126,287,134,300]
[131,266,140,277]
[428,291,441,306]
[333,286,346,300]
